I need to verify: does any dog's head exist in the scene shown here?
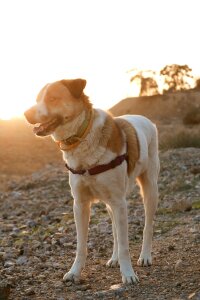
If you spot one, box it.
[24,79,87,136]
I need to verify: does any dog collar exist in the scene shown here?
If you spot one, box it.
[65,153,128,176]
[57,109,94,151]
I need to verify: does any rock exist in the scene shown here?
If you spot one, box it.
[190,227,198,234]
[110,284,126,296]
[54,281,63,288]
[51,238,57,245]
[59,237,68,245]
[10,191,22,200]
[175,259,183,272]
[32,240,41,249]
[193,215,200,223]
[77,284,91,291]
[52,262,62,269]
[26,219,37,228]
[97,221,108,233]
[4,261,15,268]
[175,282,182,287]
[188,292,200,299]
[63,242,74,249]
[25,287,35,296]
[12,227,20,234]
[66,281,72,287]
[171,199,192,212]
[16,256,28,265]
[0,252,6,261]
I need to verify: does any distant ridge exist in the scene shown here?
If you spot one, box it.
[109,89,200,122]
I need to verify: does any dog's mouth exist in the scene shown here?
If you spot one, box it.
[33,116,62,136]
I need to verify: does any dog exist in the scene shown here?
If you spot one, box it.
[24,78,159,284]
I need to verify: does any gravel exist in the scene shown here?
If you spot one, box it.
[0,148,200,299]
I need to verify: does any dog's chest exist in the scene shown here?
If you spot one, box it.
[70,174,112,202]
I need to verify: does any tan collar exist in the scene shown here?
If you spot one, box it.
[57,109,94,151]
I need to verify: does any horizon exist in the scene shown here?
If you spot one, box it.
[1,0,200,119]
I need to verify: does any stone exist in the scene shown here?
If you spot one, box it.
[10,191,22,200]
[26,220,37,228]
[25,287,35,296]
[16,256,28,265]
[175,259,183,272]
[77,284,91,291]
[110,284,126,296]
[193,215,200,223]
[4,261,15,268]
[32,240,41,249]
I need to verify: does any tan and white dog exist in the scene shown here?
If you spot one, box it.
[24,78,159,284]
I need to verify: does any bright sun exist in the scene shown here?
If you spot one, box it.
[1,72,131,120]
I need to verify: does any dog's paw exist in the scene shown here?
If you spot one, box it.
[121,272,139,284]
[137,254,152,267]
[63,271,81,283]
[106,258,119,268]
[120,263,139,285]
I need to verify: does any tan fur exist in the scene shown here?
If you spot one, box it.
[97,113,124,155]
[115,118,140,175]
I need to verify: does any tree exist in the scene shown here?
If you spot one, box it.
[140,77,159,96]
[194,78,200,90]
[160,64,193,93]
[130,70,159,96]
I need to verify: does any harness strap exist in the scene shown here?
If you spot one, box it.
[65,153,128,176]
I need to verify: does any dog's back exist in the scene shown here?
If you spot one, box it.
[116,114,159,179]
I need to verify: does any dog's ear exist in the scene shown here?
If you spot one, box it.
[61,79,87,98]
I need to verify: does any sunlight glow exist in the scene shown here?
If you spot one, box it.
[0,0,200,119]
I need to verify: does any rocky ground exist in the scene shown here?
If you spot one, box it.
[0,148,200,300]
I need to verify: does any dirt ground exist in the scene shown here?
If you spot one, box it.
[0,117,200,299]
[0,149,200,300]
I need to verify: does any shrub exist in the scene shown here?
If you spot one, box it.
[183,108,200,125]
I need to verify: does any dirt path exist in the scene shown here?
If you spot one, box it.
[0,148,200,299]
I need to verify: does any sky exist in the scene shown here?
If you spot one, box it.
[0,0,200,119]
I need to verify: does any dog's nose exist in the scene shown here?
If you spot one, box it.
[24,107,37,124]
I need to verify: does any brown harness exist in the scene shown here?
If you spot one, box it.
[65,153,128,176]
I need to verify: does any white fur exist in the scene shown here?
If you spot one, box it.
[35,84,49,119]
[61,109,159,284]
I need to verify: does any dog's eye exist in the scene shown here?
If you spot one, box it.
[49,97,57,102]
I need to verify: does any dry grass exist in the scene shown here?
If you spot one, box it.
[183,108,200,125]
[159,130,200,150]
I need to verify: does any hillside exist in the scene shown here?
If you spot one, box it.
[109,89,200,123]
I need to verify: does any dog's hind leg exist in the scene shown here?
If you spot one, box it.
[108,199,139,284]
[137,164,159,266]
[106,204,119,268]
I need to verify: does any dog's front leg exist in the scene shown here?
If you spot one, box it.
[110,200,139,284]
[63,199,91,283]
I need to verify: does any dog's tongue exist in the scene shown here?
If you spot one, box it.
[33,117,61,136]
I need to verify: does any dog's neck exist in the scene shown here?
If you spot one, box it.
[51,108,93,151]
